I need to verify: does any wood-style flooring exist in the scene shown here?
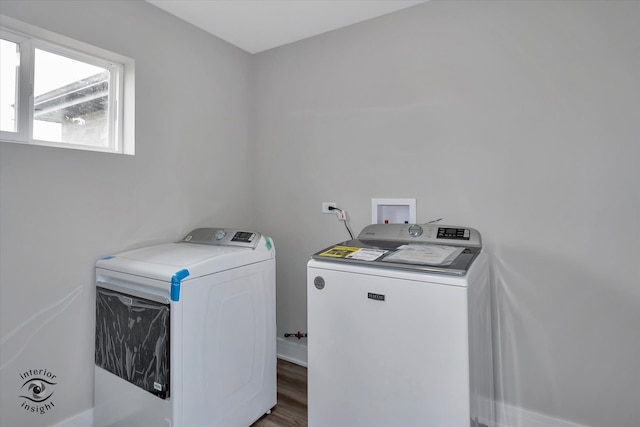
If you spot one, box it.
[251,359,308,427]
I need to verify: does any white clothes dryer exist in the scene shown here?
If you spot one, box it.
[307,223,494,427]
[94,228,276,427]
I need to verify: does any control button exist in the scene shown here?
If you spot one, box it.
[214,230,226,240]
[408,224,423,237]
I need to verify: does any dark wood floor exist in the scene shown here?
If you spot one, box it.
[251,359,308,427]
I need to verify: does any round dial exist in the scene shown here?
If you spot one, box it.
[214,229,226,240]
[408,224,423,237]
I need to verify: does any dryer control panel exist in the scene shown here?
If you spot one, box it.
[181,228,261,249]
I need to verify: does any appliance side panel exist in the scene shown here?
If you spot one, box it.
[181,259,277,427]
[467,253,495,426]
[307,265,471,427]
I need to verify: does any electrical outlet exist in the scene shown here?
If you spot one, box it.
[322,202,337,213]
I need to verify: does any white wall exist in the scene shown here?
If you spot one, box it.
[0,1,253,425]
[1,1,639,426]
[252,1,639,426]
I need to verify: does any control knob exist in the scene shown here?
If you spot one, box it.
[408,224,423,237]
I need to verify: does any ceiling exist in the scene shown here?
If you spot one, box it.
[146,0,427,54]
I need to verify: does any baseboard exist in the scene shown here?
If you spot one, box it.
[277,337,308,367]
[52,408,93,427]
[495,401,591,427]
[48,380,590,427]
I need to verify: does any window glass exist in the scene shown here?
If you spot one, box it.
[0,38,19,132]
[33,48,110,147]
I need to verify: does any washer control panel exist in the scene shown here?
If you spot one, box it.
[358,223,481,247]
[181,228,260,248]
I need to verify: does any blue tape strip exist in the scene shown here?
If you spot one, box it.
[101,256,115,260]
[170,269,190,302]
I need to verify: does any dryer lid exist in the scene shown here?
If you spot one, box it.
[96,228,274,282]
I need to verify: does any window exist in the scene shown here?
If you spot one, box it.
[1,16,134,154]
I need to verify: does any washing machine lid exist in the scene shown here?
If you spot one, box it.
[96,228,274,283]
[311,223,482,276]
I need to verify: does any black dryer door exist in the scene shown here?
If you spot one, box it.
[95,284,170,399]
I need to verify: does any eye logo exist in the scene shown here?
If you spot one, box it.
[18,369,58,415]
[20,378,56,402]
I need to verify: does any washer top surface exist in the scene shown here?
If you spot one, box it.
[97,228,274,283]
[311,223,482,276]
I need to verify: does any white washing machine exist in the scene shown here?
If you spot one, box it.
[94,228,276,427]
[307,223,494,427]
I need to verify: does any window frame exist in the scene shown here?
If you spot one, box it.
[0,15,134,155]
